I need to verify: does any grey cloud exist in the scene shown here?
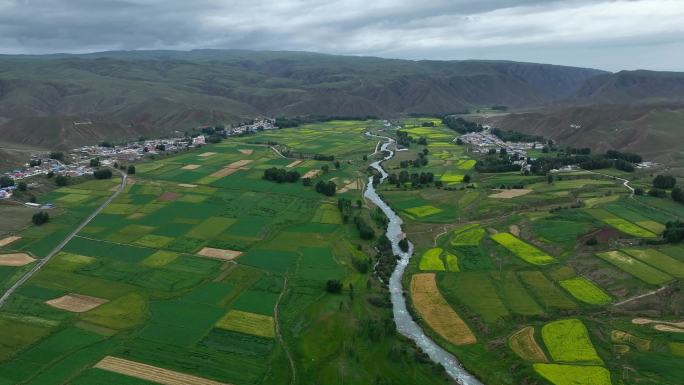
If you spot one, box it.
[0,0,682,71]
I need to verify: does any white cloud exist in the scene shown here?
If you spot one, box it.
[0,0,682,71]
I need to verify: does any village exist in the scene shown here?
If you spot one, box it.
[0,118,276,201]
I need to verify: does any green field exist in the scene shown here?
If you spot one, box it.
[596,250,673,285]
[419,248,446,271]
[533,364,612,385]
[0,121,456,385]
[3,117,684,385]
[541,319,603,364]
[559,277,612,305]
[491,233,555,265]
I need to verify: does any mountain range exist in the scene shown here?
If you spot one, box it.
[0,49,683,159]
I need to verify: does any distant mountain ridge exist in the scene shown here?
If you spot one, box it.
[0,50,608,149]
[0,49,683,151]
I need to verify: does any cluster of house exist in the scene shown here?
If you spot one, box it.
[457,128,544,159]
[0,118,278,201]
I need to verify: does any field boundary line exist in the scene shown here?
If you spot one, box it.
[613,285,669,307]
[274,276,296,385]
[0,169,127,308]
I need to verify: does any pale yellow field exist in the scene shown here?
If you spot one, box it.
[95,356,228,385]
[411,273,476,345]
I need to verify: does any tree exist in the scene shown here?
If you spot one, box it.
[0,176,14,188]
[315,180,336,196]
[398,238,409,252]
[127,165,136,175]
[322,165,330,174]
[463,174,471,184]
[456,138,463,145]
[547,173,554,184]
[155,144,166,151]
[325,280,343,294]
[634,187,645,196]
[653,175,677,189]
[32,211,49,226]
[585,237,598,246]
[334,161,340,169]
[55,175,69,186]
[648,188,667,198]
[49,152,64,161]
[17,181,27,191]
[46,171,54,179]
[29,159,41,167]
[89,158,100,167]
[672,187,684,203]
[663,221,684,243]
[93,169,113,179]
[302,177,312,186]
[263,167,300,183]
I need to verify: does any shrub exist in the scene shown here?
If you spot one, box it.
[93,169,113,179]
[0,176,14,188]
[325,280,343,294]
[32,211,49,226]
[653,175,676,189]
[55,175,69,186]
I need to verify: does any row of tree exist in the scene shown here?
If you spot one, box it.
[263,167,300,183]
[442,116,484,134]
[387,171,435,186]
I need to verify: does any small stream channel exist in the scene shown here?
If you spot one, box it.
[363,132,483,385]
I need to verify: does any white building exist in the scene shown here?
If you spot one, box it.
[192,136,206,146]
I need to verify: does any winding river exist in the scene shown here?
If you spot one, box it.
[364,132,483,385]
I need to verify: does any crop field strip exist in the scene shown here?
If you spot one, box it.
[490,233,555,265]
[509,326,548,363]
[596,250,673,285]
[410,273,476,345]
[95,356,230,385]
[586,208,657,238]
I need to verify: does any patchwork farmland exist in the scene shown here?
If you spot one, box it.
[377,117,684,384]
[0,120,451,385]
[2,117,684,385]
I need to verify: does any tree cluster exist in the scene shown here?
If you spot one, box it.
[315,180,336,196]
[354,216,375,240]
[442,116,483,134]
[337,198,353,223]
[388,171,435,186]
[263,167,300,183]
[93,169,113,179]
[606,150,642,164]
[653,175,677,189]
[663,221,684,243]
[275,115,376,129]
[0,176,14,188]
[490,128,544,143]
[32,211,49,226]
[55,175,69,186]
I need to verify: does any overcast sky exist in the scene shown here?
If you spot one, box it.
[0,0,682,71]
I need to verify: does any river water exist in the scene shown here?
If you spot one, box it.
[363,133,483,385]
